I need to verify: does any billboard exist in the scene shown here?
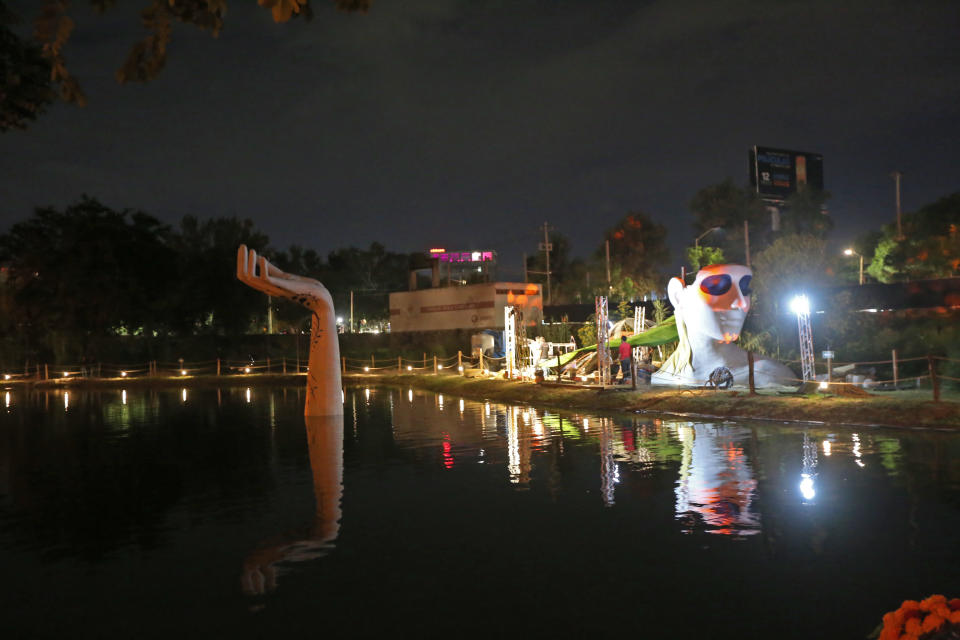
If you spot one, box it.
[389,282,542,332]
[749,146,824,200]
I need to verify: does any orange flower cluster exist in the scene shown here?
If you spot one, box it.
[879,595,960,640]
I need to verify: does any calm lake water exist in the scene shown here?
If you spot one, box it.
[1,385,958,638]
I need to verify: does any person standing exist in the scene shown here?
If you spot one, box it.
[618,336,632,384]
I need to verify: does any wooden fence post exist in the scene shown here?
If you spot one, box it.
[557,355,561,383]
[282,357,287,374]
[458,350,462,370]
[748,351,756,395]
[217,358,221,376]
[479,352,484,371]
[342,357,346,375]
[44,363,48,380]
[892,349,899,389]
[631,359,637,390]
[928,355,940,402]
[398,356,402,372]
[433,355,438,374]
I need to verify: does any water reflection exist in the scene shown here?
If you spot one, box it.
[0,386,958,639]
[242,415,344,596]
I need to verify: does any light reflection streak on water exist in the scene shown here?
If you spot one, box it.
[64,392,69,411]
[673,422,759,535]
[5,391,10,408]
[408,389,413,403]
[823,440,831,456]
[246,388,252,404]
[507,407,520,484]
[364,388,370,403]
[122,390,127,405]
[459,399,464,414]
[181,388,187,403]
[852,433,865,468]
[438,394,444,410]
[600,419,618,507]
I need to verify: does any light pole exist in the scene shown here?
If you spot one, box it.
[844,248,864,285]
[694,226,722,248]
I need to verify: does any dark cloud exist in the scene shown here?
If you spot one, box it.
[1,0,958,277]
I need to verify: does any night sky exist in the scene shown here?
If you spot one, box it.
[2,0,958,279]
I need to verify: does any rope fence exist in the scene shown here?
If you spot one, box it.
[2,349,957,401]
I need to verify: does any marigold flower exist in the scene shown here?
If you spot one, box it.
[934,604,952,618]
[904,618,922,635]
[921,595,947,611]
[950,610,960,624]
[901,600,921,612]
[898,632,919,640]
[883,611,901,629]
[949,598,960,611]
[921,614,945,633]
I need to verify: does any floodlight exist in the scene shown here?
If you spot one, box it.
[789,294,810,315]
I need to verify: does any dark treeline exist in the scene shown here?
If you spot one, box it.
[0,197,410,365]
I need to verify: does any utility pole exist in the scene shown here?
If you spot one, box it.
[744,220,751,267]
[892,170,905,241]
[541,221,552,305]
[528,222,553,304]
[605,240,611,290]
[267,295,273,333]
[349,290,354,333]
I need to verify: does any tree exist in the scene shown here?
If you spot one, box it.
[751,234,830,314]
[0,5,55,131]
[599,211,669,294]
[525,231,580,303]
[2,0,369,130]
[778,186,832,239]
[865,192,960,282]
[689,179,769,263]
[686,245,725,272]
[323,242,411,325]
[170,215,271,335]
[0,196,176,360]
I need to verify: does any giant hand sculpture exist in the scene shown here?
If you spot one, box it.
[237,246,343,416]
[651,264,796,388]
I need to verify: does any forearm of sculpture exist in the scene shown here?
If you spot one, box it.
[236,245,343,416]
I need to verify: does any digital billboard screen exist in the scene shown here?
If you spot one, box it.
[749,146,824,199]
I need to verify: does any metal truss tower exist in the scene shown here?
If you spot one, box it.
[595,296,611,387]
[797,307,815,382]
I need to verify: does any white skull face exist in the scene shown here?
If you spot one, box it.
[671,264,753,344]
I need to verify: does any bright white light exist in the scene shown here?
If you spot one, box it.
[789,294,810,315]
[62,372,69,377]
[5,392,10,408]
[246,388,252,403]
[459,399,464,413]
[583,418,589,430]
[407,365,413,371]
[458,366,464,372]
[483,369,490,375]
[64,392,69,409]
[3,374,9,380]
[844,248,854,256]
[364,366,370,372]
[121,371,127,377]
[342,389,345,402]
[822,440,831,456]
[438,394,444,408]
[122,390,127,405]
[799,474,815,500]
[244,367,251,373]
[365,388,370,401]
[438,364,443,370]
[337,317,343,323]
[819,380,828,390]
[408,389,413,402]
[181,370,187,376]
[471,251,481,261]
[182,388,187,402]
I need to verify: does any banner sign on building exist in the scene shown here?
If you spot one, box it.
[749,146,824,200]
